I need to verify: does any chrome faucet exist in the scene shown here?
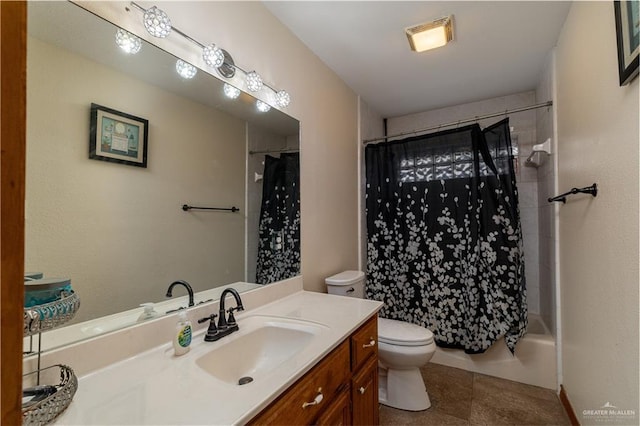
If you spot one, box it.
[166,280,194,307]
[198,287,244,342]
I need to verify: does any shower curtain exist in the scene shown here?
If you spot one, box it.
[256,153,301,284]
[365,119,527,354]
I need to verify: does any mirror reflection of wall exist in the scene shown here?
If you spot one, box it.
[26,34,246,323]
[25,1,300,349]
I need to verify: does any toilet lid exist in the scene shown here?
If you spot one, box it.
[325,270,365,286]
[378,317,434,347]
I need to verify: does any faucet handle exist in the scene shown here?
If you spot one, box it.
[226,306,243,326]
[198,314,219,341]
[197,314,217,324]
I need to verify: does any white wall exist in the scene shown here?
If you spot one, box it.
[26,37,246,323]
[77,1,361,294]
[555,2,639,421]
[387,92,543,315]
[358,98,385,270]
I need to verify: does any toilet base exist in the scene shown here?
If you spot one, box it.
[378,366,431,411]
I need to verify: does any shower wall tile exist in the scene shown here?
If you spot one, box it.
[535,51,557,336]
[538,203,552,240]
[517,128,540,184]
[522,216,540,315]
[538,232,552,270]
[522,228,539,266]
[540,260,555,334]
[519,160,540,183]
[516,129,536,145]
[518,182,537,209]
[510,110,537,134]
[538,233,554,322]
[505,91,536,109]
[519,181,540,314]
[538,203,556,333]
[520,206,539,244]
[527,282,540,315]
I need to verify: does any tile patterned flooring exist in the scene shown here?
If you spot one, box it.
[379,363,571,425]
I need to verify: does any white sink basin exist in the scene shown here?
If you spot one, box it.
[195,315,328,385]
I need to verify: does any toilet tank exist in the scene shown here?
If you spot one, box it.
[325,270,365,298]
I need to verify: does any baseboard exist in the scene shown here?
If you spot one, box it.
[559,385,580,425]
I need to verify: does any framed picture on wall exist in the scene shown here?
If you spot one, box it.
[89,103,149,168]
[614,0,639,86]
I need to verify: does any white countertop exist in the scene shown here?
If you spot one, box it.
[54,291,382,425]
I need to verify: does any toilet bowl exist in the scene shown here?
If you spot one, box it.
[326,270,435,411]
[377,317,435,410]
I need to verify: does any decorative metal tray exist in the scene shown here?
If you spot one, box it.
[24,291,81,336]
[22,364,78,425]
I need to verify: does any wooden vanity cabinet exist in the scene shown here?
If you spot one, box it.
[249,314,379,426]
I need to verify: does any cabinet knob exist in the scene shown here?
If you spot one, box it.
[359,384,370,394]
[362,339,376,348]
[301,388,324,409]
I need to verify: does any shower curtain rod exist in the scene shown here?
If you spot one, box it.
[362,101,553,145]
[249,148,299,155]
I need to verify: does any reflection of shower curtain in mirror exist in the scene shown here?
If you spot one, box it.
[256,153,301,284]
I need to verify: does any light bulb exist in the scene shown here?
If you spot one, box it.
[143,6,172,38]
[176,60,197,79]
[115,29,141,54]
[275,90,291,108]
[256,100,271,113]
[246,71,263,92]
[202,44,225,68]
[223,83,241,99]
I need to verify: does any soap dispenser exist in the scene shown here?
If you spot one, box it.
[137,303,159,322]
[173,311,192,356]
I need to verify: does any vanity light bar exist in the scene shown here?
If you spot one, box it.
[115,28,142,54]
[128,2,291,109]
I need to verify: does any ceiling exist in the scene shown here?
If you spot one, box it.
[264,1,572,118]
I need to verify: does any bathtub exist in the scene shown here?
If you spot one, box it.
[430,314,557,389]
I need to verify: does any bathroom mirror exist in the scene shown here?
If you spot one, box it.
[25,1,300,351]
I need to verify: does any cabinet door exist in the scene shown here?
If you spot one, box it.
[351,356,379,426]
[315,387,351,426]
[351,315,378,372]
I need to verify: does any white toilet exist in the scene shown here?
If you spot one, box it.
[325,270,436,411]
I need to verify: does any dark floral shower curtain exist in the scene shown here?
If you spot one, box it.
[365,119,527,354]
[256,153,301,284]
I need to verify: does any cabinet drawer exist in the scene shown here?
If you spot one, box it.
[350,315,378,372]
[250,341,350,425]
